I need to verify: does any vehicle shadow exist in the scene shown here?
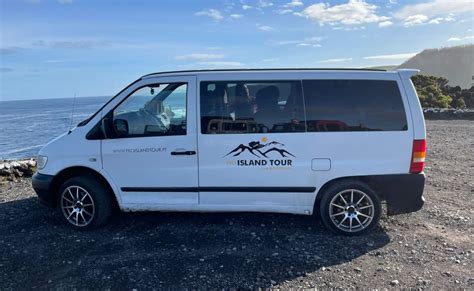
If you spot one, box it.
[0,197,390,288]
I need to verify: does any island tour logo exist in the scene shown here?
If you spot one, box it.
[224,137,295,167]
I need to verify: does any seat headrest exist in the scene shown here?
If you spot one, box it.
[235,84,247,96]
[256,86,279,106]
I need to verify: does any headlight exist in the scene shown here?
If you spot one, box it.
[37,155,48,169]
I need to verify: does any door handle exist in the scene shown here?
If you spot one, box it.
[170,150,196,156]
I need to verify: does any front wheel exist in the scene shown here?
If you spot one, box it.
[58,176,113,230]
[319,180,381,235]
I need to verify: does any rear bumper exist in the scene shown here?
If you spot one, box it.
[372,173,425,215]
[32,173,55,207]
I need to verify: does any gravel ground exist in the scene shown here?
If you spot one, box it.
[0,120,473,289]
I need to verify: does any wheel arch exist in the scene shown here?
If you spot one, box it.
[314,175,386,210]
[49,166,120,210]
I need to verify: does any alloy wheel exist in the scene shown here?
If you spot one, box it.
[328,189,375,233]
[60,186,95,227]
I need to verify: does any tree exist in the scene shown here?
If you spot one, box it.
[463,87,474,108]
[453,98,466,109]
[411,75,452,108]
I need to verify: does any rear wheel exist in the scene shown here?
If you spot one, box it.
[319,180,381,235]
[58,176,113,230]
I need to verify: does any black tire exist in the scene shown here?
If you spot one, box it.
[57,175,113,230]
[319,180,381,236]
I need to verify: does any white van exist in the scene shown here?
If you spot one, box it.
[32,68,426,235]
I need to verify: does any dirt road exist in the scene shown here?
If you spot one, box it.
[0,120,472,289]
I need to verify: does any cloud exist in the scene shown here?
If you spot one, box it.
[2,40,182,53]
[400,12,455,27]
[378,20,393,27]
[31,39,111,49]
[175,53,225,61]
[447,36,474,42]
[242,4,252,10]
[261,58,279,63]
[1,40,112,55]
[57,0,73,4]
[43,59,68,63]
[0,67,14,73]
[299,0,389,26]
[257,0,273,8]
[273,36,322,47]
[393,0,465,27]
[395,0,473,20]
[282,0,303,8]
[0,46,22,55]
[197,61,244,67]
[276,9,293,14]
[447,37,461,42]
[332,26,365,31]
[318,58,353,63]
[403,14,429,27]
[194,9,223,21]
[428,17,442,24]
[230,14,243,19]
[363,53,417,60]
[297,43,322,47]
[257,24,274,31]
[429,15,455,24]
[297,36,323,47]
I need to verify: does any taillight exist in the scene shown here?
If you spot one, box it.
[410,139,426,174]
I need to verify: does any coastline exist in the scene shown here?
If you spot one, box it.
[0,159,36,181]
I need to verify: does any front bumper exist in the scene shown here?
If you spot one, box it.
[372,173,425,215]
[32,173,55,207]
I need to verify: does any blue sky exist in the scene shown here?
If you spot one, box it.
[0,0,473,100]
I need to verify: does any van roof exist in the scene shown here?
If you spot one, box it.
[141,68,416,79]
[142,68,420,80]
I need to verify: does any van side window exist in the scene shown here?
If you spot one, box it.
[112,83,187,138]
[200,81,305,134]
[303,80,407,132]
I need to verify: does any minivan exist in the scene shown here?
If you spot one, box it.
[32,68,426,235]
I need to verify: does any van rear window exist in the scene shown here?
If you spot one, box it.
[302,80,407,132]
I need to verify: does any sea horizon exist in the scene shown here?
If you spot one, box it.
[0,96,110,160]
[0,95,112,103]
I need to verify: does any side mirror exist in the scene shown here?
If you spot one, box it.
[113,119,129,137]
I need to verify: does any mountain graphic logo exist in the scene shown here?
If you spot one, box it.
[224,138,295,159]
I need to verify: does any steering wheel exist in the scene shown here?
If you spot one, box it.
[139,108,167,131]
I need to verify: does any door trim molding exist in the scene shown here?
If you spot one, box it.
[121,186,316,193]
[121,187,199,192]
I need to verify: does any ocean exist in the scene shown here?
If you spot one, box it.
[0,97,110,160]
